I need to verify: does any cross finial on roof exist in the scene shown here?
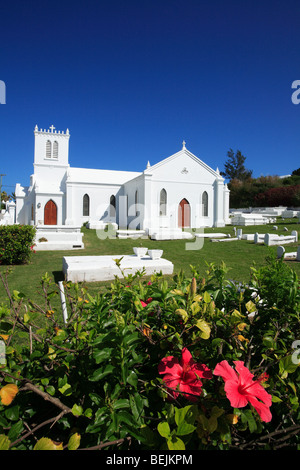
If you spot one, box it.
[182,140,186,149]
[49,125,55,133]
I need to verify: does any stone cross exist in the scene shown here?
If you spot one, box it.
[49,125,55,133]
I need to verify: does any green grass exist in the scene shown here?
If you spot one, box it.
[0,219,299,307]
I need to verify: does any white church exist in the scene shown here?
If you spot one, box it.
[15,125,230,235]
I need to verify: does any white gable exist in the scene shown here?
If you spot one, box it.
[144,145,222,184]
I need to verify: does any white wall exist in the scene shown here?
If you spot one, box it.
[65,182,121,226]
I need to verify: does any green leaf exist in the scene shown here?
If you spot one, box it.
[113,399,130,410]
[130,393,144,423]
[33,437,63,450]
[191,302,201,315]
[58,383,72,396]
[203,291,211,303]
[176,421,196,436]
[157,421,171,438]
[241,409,257,433]
[5,405,19,422]
[175,405,197,436]
[279,355,299,378]
[195,319,211,339]
[167,436,185,450]
[117,410,135,427]
[67,433,81,450]
[127,370,138,388]
[71,404,83,416]
[175,405,197,426]
[0,434,11,450]
[89,364,114,382]
[123,332,140,347]
[175,309,188,323]
[46,385,56,396]
[8,420,24,442]
[272,395,282,403]
[93,348,113,364]
[245,300,256,313]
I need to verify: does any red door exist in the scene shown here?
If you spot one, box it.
[178,199,190,228]
[44,200,57,225]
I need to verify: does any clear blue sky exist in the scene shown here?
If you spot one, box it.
[1,0,300,194]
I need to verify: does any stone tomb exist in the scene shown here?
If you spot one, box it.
[34,226,84,251]
[150,228,194,240]
[277,246,300,260]
[62,254,174,283]
[264,231,298,246]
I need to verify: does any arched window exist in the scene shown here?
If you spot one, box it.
[135,190,139,215]
[159,188,167,216]
[46,140,51,158]
[202,191,208,217]
[53,141,58,158]
[83,194,90,216]
[110,195,116,217]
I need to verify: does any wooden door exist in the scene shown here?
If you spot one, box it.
[44,200,57,225]
[178,198,190,228]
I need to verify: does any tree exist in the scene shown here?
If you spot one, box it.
[291,168,300,176]
[0,191,10,209]
[221,149,252,182]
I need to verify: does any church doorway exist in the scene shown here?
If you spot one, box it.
[178,198,190,228]
[44,200,57,225]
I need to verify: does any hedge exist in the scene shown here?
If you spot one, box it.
[0,225,36,265]
[0,255,299,450]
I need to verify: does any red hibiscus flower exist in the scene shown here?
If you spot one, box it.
[158,348,212,402]
[140,297,153,307]
[213,360,272,422]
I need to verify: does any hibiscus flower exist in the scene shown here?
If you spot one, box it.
[140,298,153,307]
[213,360,272,422]
[158,348,212,402]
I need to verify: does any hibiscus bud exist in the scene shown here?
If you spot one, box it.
[191,277,197,296]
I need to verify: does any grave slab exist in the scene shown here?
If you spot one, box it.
[34,226,84,251]
[62,254,174,282]
[194,233,226,238]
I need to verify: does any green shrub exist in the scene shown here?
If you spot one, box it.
[0,225,36,265]
[0,259,299,450]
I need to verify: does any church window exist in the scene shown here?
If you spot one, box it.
[202,191,208,217]
[159,188,167,216]
[46,140,51,158]
[110,195,116,217]
[83,194,90,216]
[53,141,58,158]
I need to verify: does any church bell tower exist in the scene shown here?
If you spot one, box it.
[33,124,70,169]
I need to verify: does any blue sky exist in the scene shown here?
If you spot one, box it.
[1,0,300,194]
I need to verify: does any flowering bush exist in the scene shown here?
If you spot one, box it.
[0,225,36,265]
[0,255,299,450]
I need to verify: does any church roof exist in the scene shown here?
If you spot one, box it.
[67,167,142,185]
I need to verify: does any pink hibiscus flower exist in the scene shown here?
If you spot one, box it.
[213,360,272,422]
[158,348,212,402]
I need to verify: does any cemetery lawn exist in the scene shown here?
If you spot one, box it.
[0,219,299,308]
